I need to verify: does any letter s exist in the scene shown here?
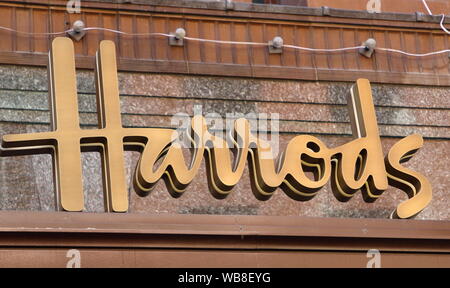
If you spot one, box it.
[385,134,432,219]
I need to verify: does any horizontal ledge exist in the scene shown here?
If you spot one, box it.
[0,211,448,240]
[2,0,450,26]
[1,52,450,86]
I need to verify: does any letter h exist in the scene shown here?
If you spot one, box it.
[1,38,128,212]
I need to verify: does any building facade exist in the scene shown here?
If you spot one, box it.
[0,0,448,267]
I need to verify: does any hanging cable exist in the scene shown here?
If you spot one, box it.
[82,27,171,37]
[439,13,450,35]
[184,36,266,46]
[67,26,450,56]
[422,0,450,35]
[283,44,363,53]
[0,26,70,36]
[422,0,433,15]
[377,47,450,57]
[0,11,449,58]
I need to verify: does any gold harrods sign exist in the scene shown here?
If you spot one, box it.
[0,38,432,219]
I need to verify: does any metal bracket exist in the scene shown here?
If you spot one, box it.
[268,36,283,54]
[169,28,186,47]
[67,20,86,42]
[359,38,376,58]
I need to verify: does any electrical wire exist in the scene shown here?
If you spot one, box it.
[283,44,364,52]
[422,0,450,35]
[377,47,450,57]
[0,6,449,58]
[439,13,450,35]
[184,36,267,46]
[52,26,450,56]
[0,26,70,36]
[85,28,363,52]
[82,27,171,37]
[422,0,433,15]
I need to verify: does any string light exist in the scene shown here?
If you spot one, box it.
[0,6,449,59]
[84,27,369,53]
[49,26,450,58]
